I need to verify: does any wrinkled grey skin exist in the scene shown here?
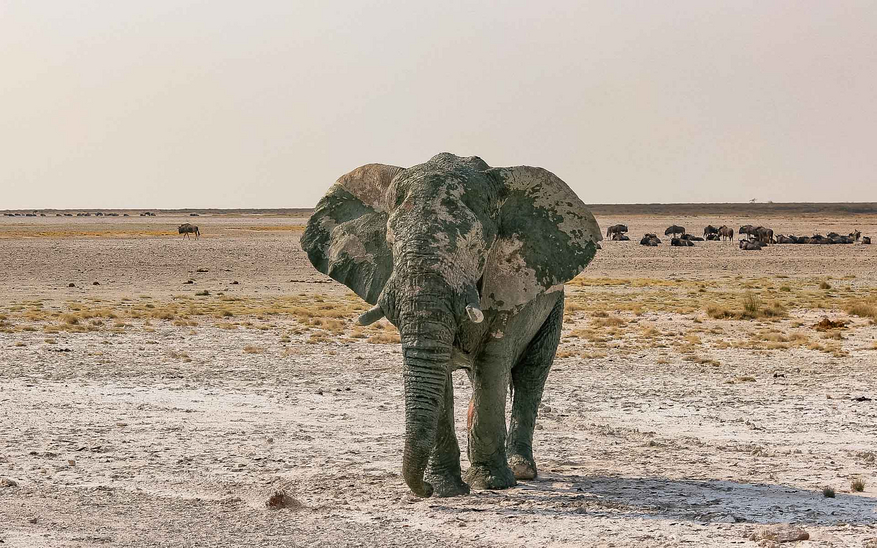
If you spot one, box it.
[301,153,601,498]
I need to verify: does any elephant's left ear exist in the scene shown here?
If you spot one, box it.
[482,166,602,310]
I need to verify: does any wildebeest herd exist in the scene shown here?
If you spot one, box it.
[603,224,871,251]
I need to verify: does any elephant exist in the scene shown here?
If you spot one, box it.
[606,224,628,238]
[664,225,685,238]
[301,153,601,498]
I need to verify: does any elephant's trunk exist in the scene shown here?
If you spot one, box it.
[397,278,455,498]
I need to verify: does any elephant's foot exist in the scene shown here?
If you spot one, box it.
[464,463,516,490]
[424,469,471,498]
[508,453,537,480]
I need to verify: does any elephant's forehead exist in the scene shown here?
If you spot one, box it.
[336,164,403,213]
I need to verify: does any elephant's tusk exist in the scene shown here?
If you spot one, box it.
[466,305,484,324]
[357,305,385,326]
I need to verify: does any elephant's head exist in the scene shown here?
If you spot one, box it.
[301,153,601,496]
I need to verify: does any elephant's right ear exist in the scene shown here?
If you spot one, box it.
[301,164,403,304]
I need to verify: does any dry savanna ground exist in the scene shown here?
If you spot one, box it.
[1,208,877,547]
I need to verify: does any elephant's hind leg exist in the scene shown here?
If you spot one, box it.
[507,293,564,480]
[424,371,469,497]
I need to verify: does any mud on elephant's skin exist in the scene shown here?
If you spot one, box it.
[301,153,602,497]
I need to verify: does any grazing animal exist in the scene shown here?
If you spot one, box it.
[606,224,628,238]
[178,223,200,239]
[739,225,755,239]
[671,237,694,247]
[751,226,774,245]
[302,153,601,497]
[703,225,719,239]
[640,234,661,246]
[664,225,685,238]
[739,240,763,250]
[610,233,630,241]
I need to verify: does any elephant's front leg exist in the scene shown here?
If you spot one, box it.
[464,354,516,490]
[424,370,469,497]
[507,294,564,480]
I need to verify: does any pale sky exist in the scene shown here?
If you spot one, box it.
[2,1,875,209]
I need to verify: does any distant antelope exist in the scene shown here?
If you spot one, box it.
[664,225,685,239]
[178,223,200,239]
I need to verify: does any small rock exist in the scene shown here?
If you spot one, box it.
[267,437,274,444]
[196,268,209,273]
[750,524,809,543]
[92,281,100,286]
[28,517,37,524]
[0,477,17,487]
[67,459,76,467]
[68,283,75,288]
[231,281,239,285]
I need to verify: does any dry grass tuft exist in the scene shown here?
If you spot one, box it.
[367,333,401,345]
[243,345,265,354]
[706,292,786,320]
[846,302,877,320]
[851,478,866,492]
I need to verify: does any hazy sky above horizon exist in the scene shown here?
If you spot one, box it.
[2,1,876,209]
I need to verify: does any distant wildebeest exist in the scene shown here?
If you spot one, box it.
[863,237,872,245]
[703,225,719,239]
[739,239,763,250]
[851,230,862,242]
[718,226,734,241]
[775,235,795,244]
[739,224,773,243]
[665,225,685,238]
[681,233,704,242]
[606,224,628,238]
[178,223,200,239]
[190,213,200,217]
[671,237,694,247]
[610,233,630,241]
[640,234,661,246]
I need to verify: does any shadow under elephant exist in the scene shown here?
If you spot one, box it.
[426,471,877,527]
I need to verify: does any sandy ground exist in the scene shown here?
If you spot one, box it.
[1,211,877,547]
